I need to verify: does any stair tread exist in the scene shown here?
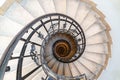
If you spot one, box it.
[31,69,46,80]
[69,63,80,76]
[53,0,66,14]
[82,56,104,67]
[85,43,108,54]
[48,58,56,68]
[64,63,72,76]
[78,57,99,79]
[78,60,96,79]
[57,63,64,75]
[83,51,107,65]
[0,36,13,57]
[81,11,98,31]
[84,53,105,65]
[74,60,93,79]
[20,0,45,18]
[51,60,60,73]
[4,62,38,80]
[85,22,106,38]
[75,2,91,27]
[38,0,56,13]
[86,31,108,44]
[4,2,34,26]
[0,15,23,37]
[66,0,80,18]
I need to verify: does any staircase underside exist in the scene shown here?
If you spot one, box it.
[0,0,112,80]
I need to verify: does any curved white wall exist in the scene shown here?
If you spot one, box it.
[0,0,120,80]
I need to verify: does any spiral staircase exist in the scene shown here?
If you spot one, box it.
[0,0,112,80]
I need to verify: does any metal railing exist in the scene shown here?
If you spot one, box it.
[0,13,86,80]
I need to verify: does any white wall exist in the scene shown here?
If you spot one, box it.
[0,0,6,7]
[94,0,120,80]
[0,0,120,80]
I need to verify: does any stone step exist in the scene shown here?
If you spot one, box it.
[0,36,13,57]
[20,0,45,18]
[74,60,93,79]
[57,63,64,75]
[85,22,106,38]
[53,0,66,14]
[85,43,108,54]
[86,31,108,44]
[82,52,106,66]
[66,0,80,18]
[64,63,72,77]
[69,62,80,76]
[4,2,34,26]
[0,15,23,37]
[3,61,38,80]
[32,69,47,80]
[38,0,56,13]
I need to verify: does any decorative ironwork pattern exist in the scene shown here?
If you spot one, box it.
[0,13,86,80]
[40,13,86,79]
[40,14,86,63]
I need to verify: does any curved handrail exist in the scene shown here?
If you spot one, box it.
[0,13,86,80]
[0,13,46,80]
